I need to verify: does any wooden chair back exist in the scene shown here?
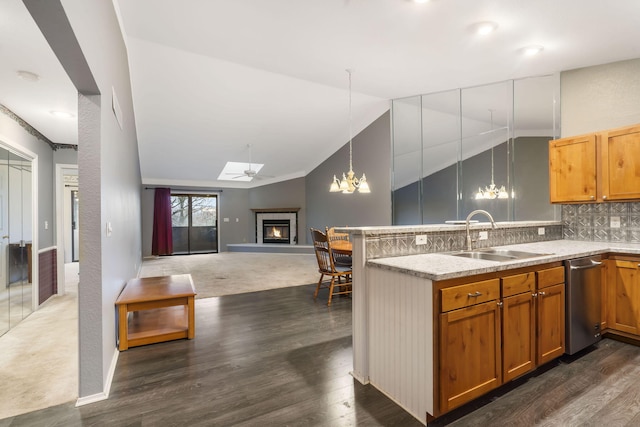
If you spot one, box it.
[310,228,336,274]
[326,226,349,244]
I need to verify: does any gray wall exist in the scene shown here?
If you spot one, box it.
[306,111,392,232]
[513,137,555,221]
[248,178,306,244]
[561,57,640,136]
[28,0,143,398]
[53,147,78,165]
[140,112,390,254]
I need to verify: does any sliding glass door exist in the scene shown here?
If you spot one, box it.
[171,194,218,254]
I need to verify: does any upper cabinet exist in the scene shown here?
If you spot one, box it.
[549,123,640,203]
[549,134,597,203]
[601,125,640,201]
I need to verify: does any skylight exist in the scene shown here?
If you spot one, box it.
[217,161,264,182]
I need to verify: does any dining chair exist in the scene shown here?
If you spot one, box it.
[326,226,352,267]
[310,228,352,306]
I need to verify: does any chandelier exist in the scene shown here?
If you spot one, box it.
[476,109,508,200]
[329,69,370,194]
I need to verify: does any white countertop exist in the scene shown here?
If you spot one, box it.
[367,240,640,281]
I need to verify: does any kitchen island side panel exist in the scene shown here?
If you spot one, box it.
[366,266,433,425]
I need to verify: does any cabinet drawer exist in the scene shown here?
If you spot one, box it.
[537,266,565,289]
[441,279,500,312]
[502,272,535,297]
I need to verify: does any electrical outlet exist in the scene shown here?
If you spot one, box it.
[538,227,545,236]
[416,235,427,245]
[478,231,488,240]
[611,216,621,228]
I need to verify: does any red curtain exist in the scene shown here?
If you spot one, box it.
[151,188,173,256]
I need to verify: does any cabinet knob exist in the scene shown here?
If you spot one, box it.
[539,291,546,296]
[603,195,608,200]
[467,291,482,297]
[497,301,503,307]
[590,195,595,200]
[532,293,538,297]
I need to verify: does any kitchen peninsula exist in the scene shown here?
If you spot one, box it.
[340,222,640,425]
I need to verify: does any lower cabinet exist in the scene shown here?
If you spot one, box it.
[438,265,565,415]
[536,267,566,364]
[501,272,536,382]
[439,290,502,413]
[606,256,640,335]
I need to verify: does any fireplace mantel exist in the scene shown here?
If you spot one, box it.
[251,208,300,213]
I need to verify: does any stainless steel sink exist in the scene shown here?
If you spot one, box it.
[447,248,550,262]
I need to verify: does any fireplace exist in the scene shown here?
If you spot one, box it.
[262,219,291,244]
[254,209,299,245]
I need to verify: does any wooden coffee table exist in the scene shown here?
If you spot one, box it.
[115,274,196,351]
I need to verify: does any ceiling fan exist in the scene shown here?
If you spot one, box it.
[221,144,270,181]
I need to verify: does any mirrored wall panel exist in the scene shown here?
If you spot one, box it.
[391,75,560,225]
[0,145,33,337]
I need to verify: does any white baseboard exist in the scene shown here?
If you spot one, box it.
[76,347,119,407]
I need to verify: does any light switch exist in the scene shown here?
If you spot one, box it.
[44,220,48,230]
[538,227,545,236]
[223,218,230,222]
[236,218,239,222]
[611,216,621,228]
[106,222,113,237]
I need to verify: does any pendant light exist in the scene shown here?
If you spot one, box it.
[329,69,370,194]
[475,109,508,200]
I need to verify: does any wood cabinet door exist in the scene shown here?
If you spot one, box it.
[608,259,640,335]
[601,125,640,201]
[537,283,565,365]
[440,301,501,413]
[548,134,597,203]
[502,292,536,382]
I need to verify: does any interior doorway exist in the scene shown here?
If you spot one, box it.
[71,189,79,262]
[171,194,218,254]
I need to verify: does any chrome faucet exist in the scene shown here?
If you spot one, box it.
[465,209,497,251]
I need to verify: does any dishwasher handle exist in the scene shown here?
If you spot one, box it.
[569,260,603,270]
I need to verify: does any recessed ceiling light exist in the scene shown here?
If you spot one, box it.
[523,45,544,56]
[50,110,75,119]
[16,70,40,82]
[413,0,429,3]
[473,21,499,35]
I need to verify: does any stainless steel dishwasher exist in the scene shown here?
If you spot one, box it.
[564,255,603,355]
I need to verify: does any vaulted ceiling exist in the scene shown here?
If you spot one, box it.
[1,0,639,188]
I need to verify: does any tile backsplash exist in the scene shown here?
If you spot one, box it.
[365,224,563,260]
[562,202,640,243]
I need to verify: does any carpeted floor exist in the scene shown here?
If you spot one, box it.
[139,252,321,299]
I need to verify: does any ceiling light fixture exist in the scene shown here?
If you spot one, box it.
[523,45,544,56]
[413,0,429,3]
[474,21,499,35]
[50,110,75,119]
[476,109,508,200]
[16,70,40,82]
[330,69,370,194]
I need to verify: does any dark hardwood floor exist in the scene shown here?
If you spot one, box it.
[2,285,422,427]
[5,284,640,426]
